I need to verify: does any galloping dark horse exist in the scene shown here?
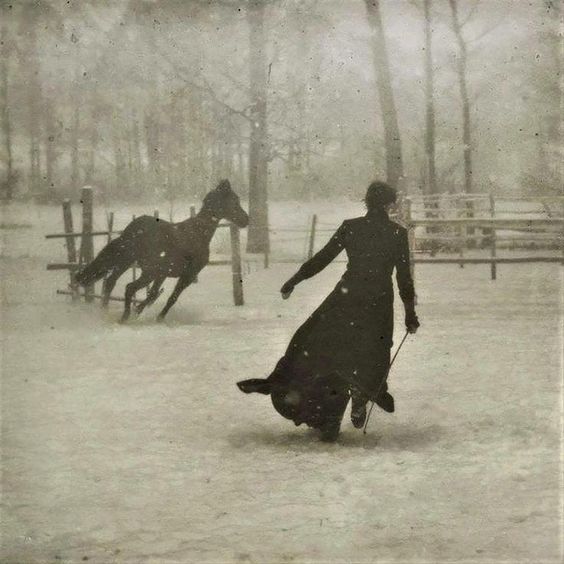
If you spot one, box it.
[75,180,249,322]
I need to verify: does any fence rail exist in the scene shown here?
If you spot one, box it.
[410,218,563,228]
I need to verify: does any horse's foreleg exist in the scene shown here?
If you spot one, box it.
[156,273,196,321]
[121,272,153,323]
[135,275,166,316]
[102,265,129,308]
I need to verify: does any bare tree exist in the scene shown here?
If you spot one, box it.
[144,95,163,194]
[448,0,473,193]
[290,0,312,178]
[26,16,43,198]
[364,0,404,188]
[533,0,561,194]
[15,1,63,200]
[0,15,14,199]
[43,96,57,195]
[246,0,270,254]
[423,0,437,194]
[112,121,127,198]
[84,95,100,186]
[70,104,81,194]
[69,31,82,195]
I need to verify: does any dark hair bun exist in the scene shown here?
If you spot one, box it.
[365,181,397,211]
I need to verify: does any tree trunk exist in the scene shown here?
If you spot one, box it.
[177,100,189,196]
[187,87,207,193]
[125,114,134,191]
[70,104,80,194]
[28,89,41,197]
[133,112,142,184]
[84,118,98,185]
[29,128,41,197]
[294,1,309,176]
[0,29,14,199]
[246,0,270,254]
[144,102,162,197]
[112,130,126,197]
[70,44,82,195]
[448,0,473,193]
[84,92,99,185]
[26,20,42,198]
[43,97,57,196]
[423,0,437,194]
[236,136,246,187]
[364,0,404,188]
[539,1,561,191]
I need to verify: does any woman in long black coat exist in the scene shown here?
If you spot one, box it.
[238,181,420,441]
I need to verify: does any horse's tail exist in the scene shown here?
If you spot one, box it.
[75,236,132,287]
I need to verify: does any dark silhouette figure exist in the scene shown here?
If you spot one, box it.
[238,181,419,442]
[75,180,249,322]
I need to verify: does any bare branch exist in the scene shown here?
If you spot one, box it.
[459,0,481,28]
[466,19,505,44]
[406,0,424,14]
[156,49,253,123]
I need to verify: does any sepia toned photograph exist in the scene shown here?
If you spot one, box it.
[0,0,562,562]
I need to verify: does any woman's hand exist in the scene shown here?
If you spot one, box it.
[280,280,295,300]
[405,311,420,334]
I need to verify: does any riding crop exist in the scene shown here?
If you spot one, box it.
[363,330,410,435]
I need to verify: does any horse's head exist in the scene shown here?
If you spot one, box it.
[203,179,249,228]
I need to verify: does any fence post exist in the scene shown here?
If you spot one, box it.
[131,214,137,282]
[146,210,159,298]
[62,199,79,301]
[106,212,114,245]
[423,197,439,243]
[458,194,465,268]
[307,214,318,260]
[230,223,244,306]
[80,186,94,302]
[405,198,416,283]
[101,211,115,308]
[465,197,475,249]
[490,192,497,280]
[190,206,199,282]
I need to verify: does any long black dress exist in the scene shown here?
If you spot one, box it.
[238,208,415,432]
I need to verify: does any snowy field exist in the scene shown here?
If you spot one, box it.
[1,201,562,563]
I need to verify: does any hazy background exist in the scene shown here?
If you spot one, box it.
[0,0,561,207]
[1,3,562,562]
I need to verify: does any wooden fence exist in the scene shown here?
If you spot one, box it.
[283,193,563,281]
[47,189,563,298]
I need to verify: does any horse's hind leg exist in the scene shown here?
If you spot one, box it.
[102,265,129,308]
[121,272,153,323]
[156,274,195,321]
[135,275,166,316]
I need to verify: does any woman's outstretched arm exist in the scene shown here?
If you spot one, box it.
[395,228,419,333]
[281,222,347,297]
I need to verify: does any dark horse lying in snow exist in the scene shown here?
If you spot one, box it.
[75,179,249,322]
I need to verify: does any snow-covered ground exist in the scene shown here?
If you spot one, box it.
[1,201,562,563]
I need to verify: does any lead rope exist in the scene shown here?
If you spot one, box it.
[363,330,410,435]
